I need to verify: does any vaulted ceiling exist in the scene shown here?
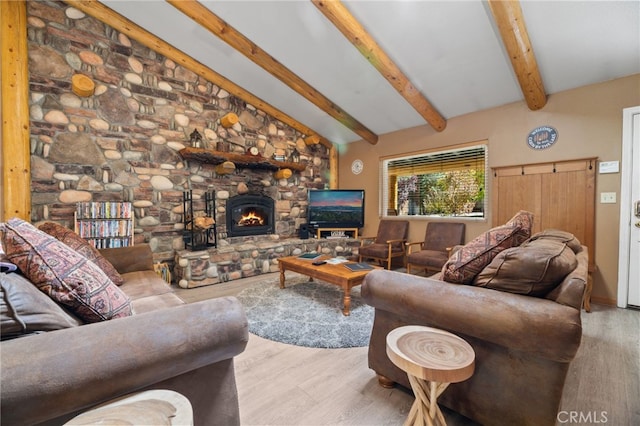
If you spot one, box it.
[76,1,639,145]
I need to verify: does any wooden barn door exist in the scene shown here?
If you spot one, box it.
[491,158,597,270]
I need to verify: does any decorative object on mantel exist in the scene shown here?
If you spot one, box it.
[71,73,95,97]
[220,112,239,128]
[304,134,320,145]
[182,190,217,251]
[215,160,236,175]
[274,168,292,180]
[189,129,203,148]
[527,125,558,150]
[216,140,229,152]
[290,148,300,163]
[179,147,306,172]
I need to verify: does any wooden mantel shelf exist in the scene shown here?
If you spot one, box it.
[179,148,307,172]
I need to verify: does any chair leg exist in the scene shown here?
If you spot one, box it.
[407,264,412,274]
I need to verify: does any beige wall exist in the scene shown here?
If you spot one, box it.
[338,74,640,305]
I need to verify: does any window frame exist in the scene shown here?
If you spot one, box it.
[379,142,488,221]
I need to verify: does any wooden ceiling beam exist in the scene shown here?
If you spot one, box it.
[312,0,447,133]
[488,0,547,110]
[65,1,334,148]
[168,0,378,145]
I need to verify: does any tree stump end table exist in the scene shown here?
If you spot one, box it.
[386,325,475,426]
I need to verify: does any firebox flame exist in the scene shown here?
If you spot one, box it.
[238,211,265,226]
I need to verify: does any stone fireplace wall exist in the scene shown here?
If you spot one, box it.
[25,1,331,267]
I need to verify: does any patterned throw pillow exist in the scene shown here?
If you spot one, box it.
[442,210,534,284]
[505,209,534,237]
[39,222,124,286]
[1,218,132,323]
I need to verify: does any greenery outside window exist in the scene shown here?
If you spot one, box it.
[380,143,487,219]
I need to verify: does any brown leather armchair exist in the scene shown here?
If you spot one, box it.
[358,220,409,270]
[406,222,465,275]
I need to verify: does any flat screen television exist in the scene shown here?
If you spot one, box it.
[307,189,365,229]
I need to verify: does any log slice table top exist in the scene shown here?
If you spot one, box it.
[64,389,192,425]
[386,325,475,384]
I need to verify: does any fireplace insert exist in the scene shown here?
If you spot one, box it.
[226,194,274,237]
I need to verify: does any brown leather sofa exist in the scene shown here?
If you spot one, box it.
[1,244,249,426]
[362,240,588,426]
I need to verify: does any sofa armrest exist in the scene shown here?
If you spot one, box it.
[362,270,582,362]
[99,244,155,274]
[1,297,248,425]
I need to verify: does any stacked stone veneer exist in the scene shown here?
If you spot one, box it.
[26,2,338,285]
[175,237,361,288]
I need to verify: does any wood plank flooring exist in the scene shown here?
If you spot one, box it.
[173,273,640,426]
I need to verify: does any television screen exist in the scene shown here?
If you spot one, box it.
[307,189,365,228]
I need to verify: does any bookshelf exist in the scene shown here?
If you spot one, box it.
[74,201,134,249]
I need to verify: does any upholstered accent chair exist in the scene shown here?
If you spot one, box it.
[358,220,409,270]
[406,222,465,275]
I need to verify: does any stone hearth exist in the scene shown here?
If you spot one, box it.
[174,235,361,288]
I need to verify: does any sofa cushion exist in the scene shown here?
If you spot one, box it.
[406,249,449,269]
[525,229,582,254]
[38,222,124,285]
[442,210,533,284]
[1,218,132,323]
[473,238,578,296]
[1,272,82,340]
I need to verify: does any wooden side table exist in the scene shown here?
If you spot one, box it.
[64,389,193,425]
[387,326,475,426]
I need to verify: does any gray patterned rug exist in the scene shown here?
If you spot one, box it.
[236,275,374,348]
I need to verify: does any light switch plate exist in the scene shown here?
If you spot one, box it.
[600,192,616,203]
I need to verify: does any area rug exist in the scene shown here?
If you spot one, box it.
[236,275,374,349]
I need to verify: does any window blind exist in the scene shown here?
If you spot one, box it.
[387,145,486,176]
[380,144,487,217]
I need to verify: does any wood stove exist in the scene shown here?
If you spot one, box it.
[226,194,275,237]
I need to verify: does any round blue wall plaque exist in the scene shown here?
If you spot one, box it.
[527,126,558,150]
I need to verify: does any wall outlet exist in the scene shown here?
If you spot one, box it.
[600,192,617,203]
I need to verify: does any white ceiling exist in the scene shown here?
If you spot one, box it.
[101,1,640,144]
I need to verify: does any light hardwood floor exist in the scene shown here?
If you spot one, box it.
[173,273,640,426]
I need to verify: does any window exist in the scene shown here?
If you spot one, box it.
[381,143,487,219]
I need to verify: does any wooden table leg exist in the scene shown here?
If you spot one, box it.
[342,285,351,316]
[406,374,449,426]
[279,266,285,289]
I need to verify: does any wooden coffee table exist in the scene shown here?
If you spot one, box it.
[277,256,378,316]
